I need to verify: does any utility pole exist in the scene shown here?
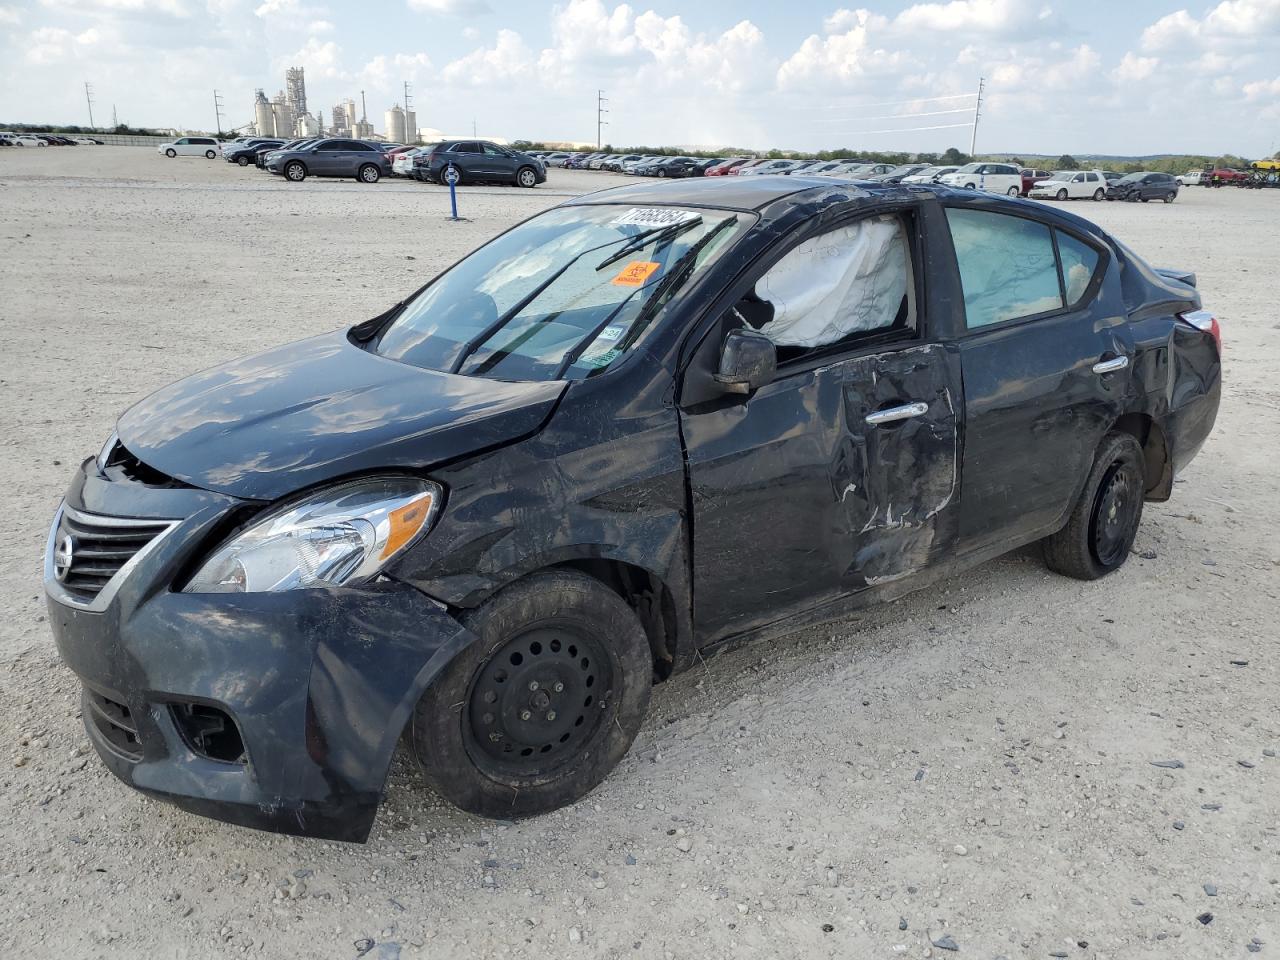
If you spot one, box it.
[84,82,96,130]
[212,89,225,136]
[596,89,608,149]
[403,80,413,143]
[969,76,984,157]
[111,104,118,130]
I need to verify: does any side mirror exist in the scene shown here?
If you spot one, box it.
[714,329,776,395]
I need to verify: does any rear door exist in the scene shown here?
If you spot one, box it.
[942,201,1134,553]
[679,205,961,641]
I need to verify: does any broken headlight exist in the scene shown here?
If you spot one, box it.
[184,477,441,594]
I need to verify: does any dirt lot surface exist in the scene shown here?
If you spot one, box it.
[0,147,1276,959]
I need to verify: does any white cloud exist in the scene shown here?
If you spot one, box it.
[892,0,1051,35]
[441,29,532,86]
[24,26,108,65]
[777,10,906,90]
[1112,51,1158,82]
[359,51,434,92]
[308,18,334,33]
[273,36,342,79]
[406,0,492,14]
[0,3,22,24]
[39,0,188,15]
[1243,75,1280,99]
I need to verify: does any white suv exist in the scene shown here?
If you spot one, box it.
[939,162,1023,196]
[157,137,222,159]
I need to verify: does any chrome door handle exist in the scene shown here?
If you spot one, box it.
[1092,356,1129,375]
[865,401,929,426]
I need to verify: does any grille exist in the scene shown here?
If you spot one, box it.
[84,688,143,762]
[51,507,174,605]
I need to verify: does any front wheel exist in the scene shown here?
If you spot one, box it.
[1042,431,1145,580]
[237,156,250,167]
[165,148,176,158]
[1092,188,1104,200]
[516,166,538,188]
[657,168,667,178]
[284,161,306,182]
[412,570,653,819]
[1056,188,1068,201]
[358,163,380,183]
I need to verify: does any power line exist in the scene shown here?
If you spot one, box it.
[825,121,975,136]
[818,92,976,111]
[817,107,977,123]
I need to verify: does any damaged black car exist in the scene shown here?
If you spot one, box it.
[45,176,1221,841]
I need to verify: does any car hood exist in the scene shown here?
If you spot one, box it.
[116,332,566,501]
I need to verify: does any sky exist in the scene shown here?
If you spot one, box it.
[2,0,1279,157]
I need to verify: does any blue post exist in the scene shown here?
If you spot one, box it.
[446,162,460,220]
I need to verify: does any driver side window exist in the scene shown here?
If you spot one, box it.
[739,214,915,362]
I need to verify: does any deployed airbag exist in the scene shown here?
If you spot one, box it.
[754,216,908,348]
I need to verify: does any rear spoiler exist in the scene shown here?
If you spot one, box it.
[1155,267,1196,288]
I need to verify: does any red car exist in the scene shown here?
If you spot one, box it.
[705,158,748,177]
[728,159,769,176]
[1020,168,1052,196]
[1206,167,1247,186]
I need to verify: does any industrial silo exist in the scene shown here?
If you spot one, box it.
[254,90,274,138]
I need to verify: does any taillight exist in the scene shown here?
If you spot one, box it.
[1181,310,1221,353]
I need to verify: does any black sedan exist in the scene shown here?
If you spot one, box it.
[225,139,283,166]
[266,137,389,183]
[46,177,1221,842]
[1107,171,1179,203]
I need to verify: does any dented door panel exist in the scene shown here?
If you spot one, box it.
[681,342,960,642]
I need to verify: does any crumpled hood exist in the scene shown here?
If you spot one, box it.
[117,332,565,501]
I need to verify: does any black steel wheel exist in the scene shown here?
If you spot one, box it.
[1043,431,1145,580]
[412,570,652,819]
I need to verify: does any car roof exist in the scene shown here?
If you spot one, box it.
[566,174,922,213]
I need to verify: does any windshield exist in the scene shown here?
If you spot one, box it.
[955,163,981,173]
[371,205,750,381]
[1118,173,1144,184]
[1052,171,1074,179]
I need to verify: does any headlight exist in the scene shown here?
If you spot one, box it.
[184,477,441,594]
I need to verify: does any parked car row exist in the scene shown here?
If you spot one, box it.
[1,132,104,146]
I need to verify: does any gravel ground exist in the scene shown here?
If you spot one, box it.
[0,148,1276,960]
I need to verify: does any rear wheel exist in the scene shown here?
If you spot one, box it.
[284,161,306,182]
[516,166,538,188]
[358,163,380,183]
[1092,188,1104,200]
[412,570,652,819]
[1163,193,1175,203]
[205,150,216,159]
[1043,431,1145,580]
[1007,185,1020,196]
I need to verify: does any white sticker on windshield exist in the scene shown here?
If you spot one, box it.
[599,325,625,341]
[610,208,701,228]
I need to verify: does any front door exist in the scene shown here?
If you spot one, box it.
[679,210,961,642]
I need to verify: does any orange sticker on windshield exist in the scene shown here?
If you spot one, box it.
[612,261,661,287]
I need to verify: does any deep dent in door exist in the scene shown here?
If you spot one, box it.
[825,343,959,587]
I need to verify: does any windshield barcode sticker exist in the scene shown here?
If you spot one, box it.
[611,208,701,227]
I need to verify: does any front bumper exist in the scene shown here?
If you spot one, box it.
[45,460,475,841]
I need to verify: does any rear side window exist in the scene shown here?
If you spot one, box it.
[1056,232,1101,305]
[946,209,1063,328]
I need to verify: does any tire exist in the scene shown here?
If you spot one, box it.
[237,156,249,167]
[358,163,380,183]
[165,148,176,158]
[205,150,216,159]
[1140,196,1150,203]
[1042,431,1145,581]
[1092,188,1104,201]
[1163,194,1175,204]
[412,570,653,819]
[516,166,537,188]
[657,168,667,178]
[284,161,306,182]
[1056,188,1068,201]
[1007,185,1020,196]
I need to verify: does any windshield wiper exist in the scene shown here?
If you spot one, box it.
[594,217,703,271]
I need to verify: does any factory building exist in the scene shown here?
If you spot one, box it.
[285,67,307,118]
